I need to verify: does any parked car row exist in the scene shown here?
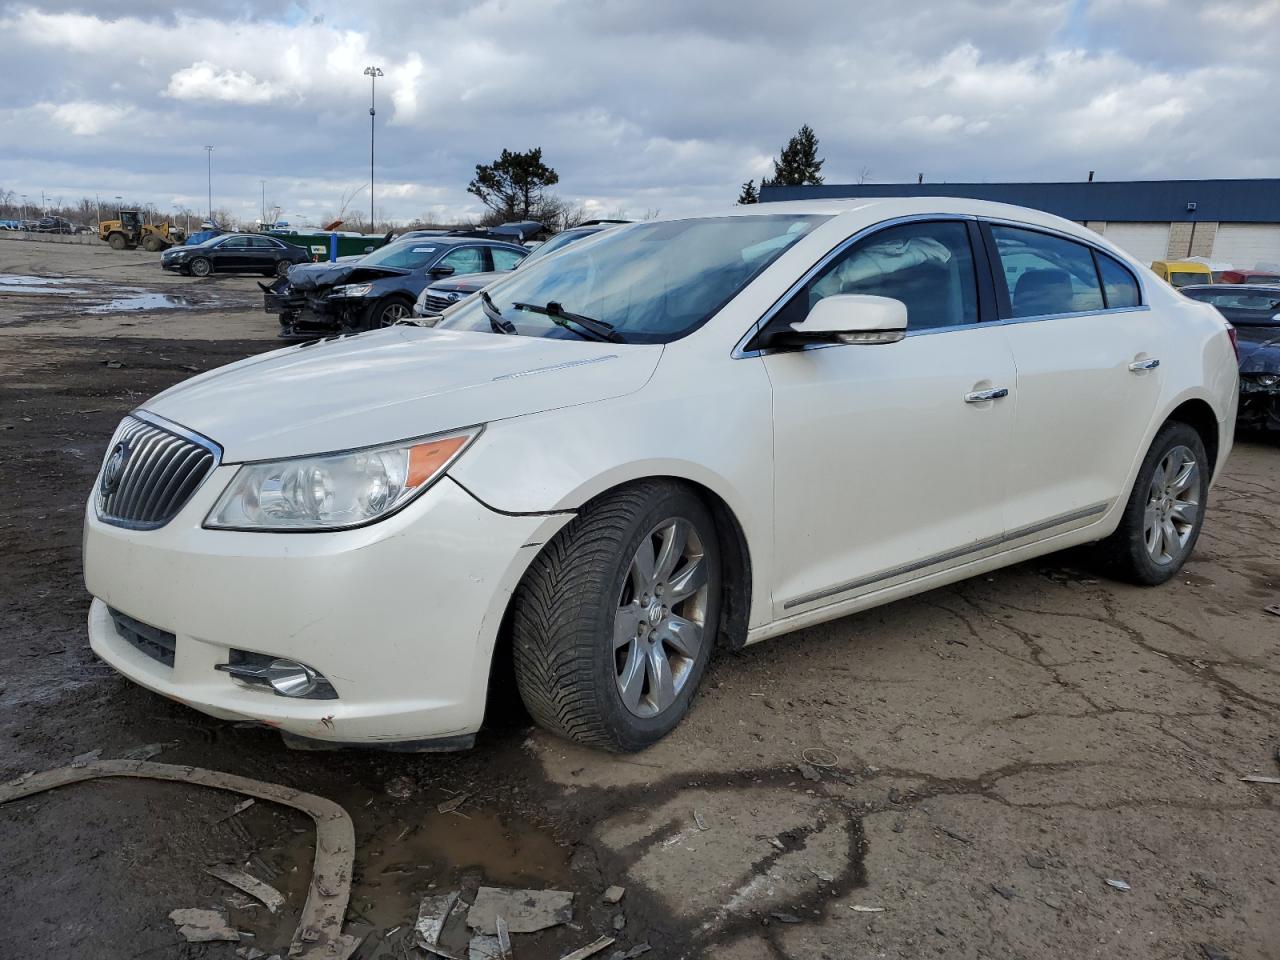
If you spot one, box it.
[0,216,90,233]
[162,233,312,277]
[84,198,1238,753]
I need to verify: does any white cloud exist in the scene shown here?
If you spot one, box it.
[166,62,288,104]
[43,101,134,136]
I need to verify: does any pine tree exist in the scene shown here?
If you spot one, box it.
[769,125,825,187]
[467,147,560,220]
[737,179,759,204]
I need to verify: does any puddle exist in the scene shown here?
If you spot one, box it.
[86,292,196,313]
[236,802,572,950]
[0,273,89,295]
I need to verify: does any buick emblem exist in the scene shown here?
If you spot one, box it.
[101,441,130,495]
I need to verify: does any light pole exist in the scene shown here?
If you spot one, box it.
[363,65,383,232]
[260,179,267,225]
[204,145,214,222]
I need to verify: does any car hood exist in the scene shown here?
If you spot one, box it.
[285,260,404,290]
[427,271,504,295]
[1236,325,1280,373]
[143,327,663,462]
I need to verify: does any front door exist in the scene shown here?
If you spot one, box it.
[983,223,1164,535]
[762,219,1016,617]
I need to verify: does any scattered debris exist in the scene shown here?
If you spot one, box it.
[558,936,615,960]
[1104,879,1131,892]
[601,886,626,905]
[119,742,168,761]
[1025,855,1047,869]
[990,883,1017,900]
[693,809,708,831]
[810,867,835,883]
[768,837,786,851]
[770,912,802,923]
[941,828,973,844]
[1264,604,1280,617]
[70,749,102,767]
[104,360,126,369]
[1239,774,1280,785]
[1040,896,1065,912]
[470,934,505,960]
[438,792,472,814]
[496,915,513,960]
[169,907,240,942]
[236,947,268,959]
[801,747,838,767]
[414,890,461,951]
[613,945,650,959]
[611,913,625,932]
[467,887,574,935]
[797,764,821,782]
[205,864,286,913]
[0,760,358,960]
[211,798,256,823]
[1199,944,1232,960]
[384,776,415,799]
[851,905,885,913]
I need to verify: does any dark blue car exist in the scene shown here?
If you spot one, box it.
[1182,283,1280,431]
[264,235,528,337]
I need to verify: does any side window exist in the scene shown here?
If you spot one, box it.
[439,246,486,275]
[990,225,1104,317]
[492,247,525,272]
[222,237,249,249]
[1095,252,1141,308]
[772,220,979,333]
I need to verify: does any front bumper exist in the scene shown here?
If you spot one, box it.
[1239,379,1280,431]
[161,259,186,272]
[85,471,570,746]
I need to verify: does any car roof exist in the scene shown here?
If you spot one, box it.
[1180,284,1280,294]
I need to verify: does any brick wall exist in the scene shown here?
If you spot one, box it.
[1189,221,1218,258]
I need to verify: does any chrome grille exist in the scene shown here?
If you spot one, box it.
[420,294,454,313]
[96,415,219,529]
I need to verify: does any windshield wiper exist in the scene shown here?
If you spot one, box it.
[480,291,517,335]
[512,301,625,343]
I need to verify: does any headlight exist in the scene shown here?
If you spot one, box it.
[204,428,480,531]
[1250,373,1279,387]
[331,283,373,298]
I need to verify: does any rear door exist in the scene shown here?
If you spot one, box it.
[983,222,1164,536]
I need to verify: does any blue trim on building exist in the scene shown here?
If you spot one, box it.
[758,179,1280,223]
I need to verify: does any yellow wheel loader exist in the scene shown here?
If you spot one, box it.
[98,211,186,252]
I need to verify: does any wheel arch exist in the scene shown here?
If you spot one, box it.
[1163,397,1220,480]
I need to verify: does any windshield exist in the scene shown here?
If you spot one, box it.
[1170,271,1207,287]
[359,241,442,270]
[436,214,827,344]
[521,227,601,266]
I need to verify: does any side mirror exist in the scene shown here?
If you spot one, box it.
[779,294,908,347]
[429,264,455,276]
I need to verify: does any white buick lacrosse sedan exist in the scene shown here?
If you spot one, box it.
[83,199,1238,752]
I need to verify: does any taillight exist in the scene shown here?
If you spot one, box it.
[1227,324,1239,360]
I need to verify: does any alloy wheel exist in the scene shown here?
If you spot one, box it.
[1143,444,1201,565]
[380,302,410,326]
[614,518,711,718]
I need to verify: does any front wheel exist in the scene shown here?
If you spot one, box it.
[363,297,413,330]
[1091,421,1209,585]
[188,257,212,277]
[511,481,721,752]
[275,260,291,278]
[107,233,127,251]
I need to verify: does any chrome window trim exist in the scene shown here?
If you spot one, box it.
[735,213,1151,358]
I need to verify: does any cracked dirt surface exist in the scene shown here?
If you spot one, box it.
[1,240,1278,959]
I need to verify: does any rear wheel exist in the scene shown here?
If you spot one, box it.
[511,481,721,751]
[107,233,127,251]
[1091,421,1209,585]
[189,257,212,278]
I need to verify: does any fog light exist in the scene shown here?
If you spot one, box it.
[266,659,319,697]
[215,650,338,699]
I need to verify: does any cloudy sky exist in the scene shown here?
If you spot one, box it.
[2,0,1278,226]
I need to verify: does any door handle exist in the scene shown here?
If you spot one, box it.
[964,387,1009,403]
[1128,358,1160,371]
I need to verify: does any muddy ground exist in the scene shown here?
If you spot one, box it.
[1,235,1277,960]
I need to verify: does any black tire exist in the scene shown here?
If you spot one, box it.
[189,257,212,278]
[107,233,127,251]
[511,481,722,752]
[275,260,291,278]
[362,296,414,330]
[141,234,163,252]
[1090,421,1209,585]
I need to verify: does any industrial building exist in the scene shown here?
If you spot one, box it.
[759,178,1280,269]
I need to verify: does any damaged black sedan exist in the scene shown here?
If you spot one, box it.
[1182,284,1280,431]
[264,236,528,337]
